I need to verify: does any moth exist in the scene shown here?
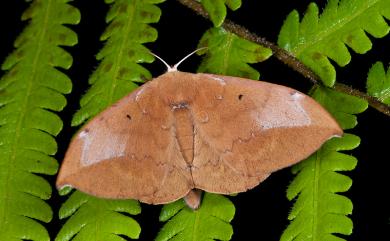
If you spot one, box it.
[56,52,342,209]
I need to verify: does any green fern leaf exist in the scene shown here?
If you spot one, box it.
[0,0,79,240]
[200,0,242,27]
[278,0,390,86]
[155,193,235,241]
[281,134,360,241]
[57,0,165,240]
[55,192,141,241]
[197,27,272,79]
[281,87,368,241]
[311,87,368,130]
[71,0,164,126]
[366,61,390,105]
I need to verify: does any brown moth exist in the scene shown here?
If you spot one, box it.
[56,56,342,210]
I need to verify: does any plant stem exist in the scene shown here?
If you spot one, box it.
[334,83,390,116]
[177,0,390,117]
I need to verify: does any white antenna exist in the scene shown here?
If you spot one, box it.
[150,47,208,72]
[150,52,173,71]
[172,47,208,71]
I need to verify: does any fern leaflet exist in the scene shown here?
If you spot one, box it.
[155,193,235,241]
[71,0,164,126]
[200,0,242,27]
[281,87,368,241]
[197,27,272,80]
[278,0,390,86]
[312,87,368,130]
[56,0,165,240]
[56,192,141,241]
[366,61,390,105]
[0,0,79,240]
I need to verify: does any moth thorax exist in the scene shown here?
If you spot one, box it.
[159,72,198,105]
[162,87,196,106]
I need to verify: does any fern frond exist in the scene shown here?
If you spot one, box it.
[281,87,368,241]
[0,0,79,240]
[197,27,272,79]
[281,134,360,241]
[71,0,164,126]
[155,193,235,241]
[278,0,390,86]
[367,61,390,105]
[57,0,165,240]
[200,0,242,27]
[55,192,141,241]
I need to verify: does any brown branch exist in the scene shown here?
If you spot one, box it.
[334,83,390,116]
[177,0,390,117]
[177,0,320,85]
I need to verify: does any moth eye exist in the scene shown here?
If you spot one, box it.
[238,94,244,100]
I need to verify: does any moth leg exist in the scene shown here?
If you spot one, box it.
[184,189,203,210]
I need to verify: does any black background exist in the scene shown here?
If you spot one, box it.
[0,1,389,240]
